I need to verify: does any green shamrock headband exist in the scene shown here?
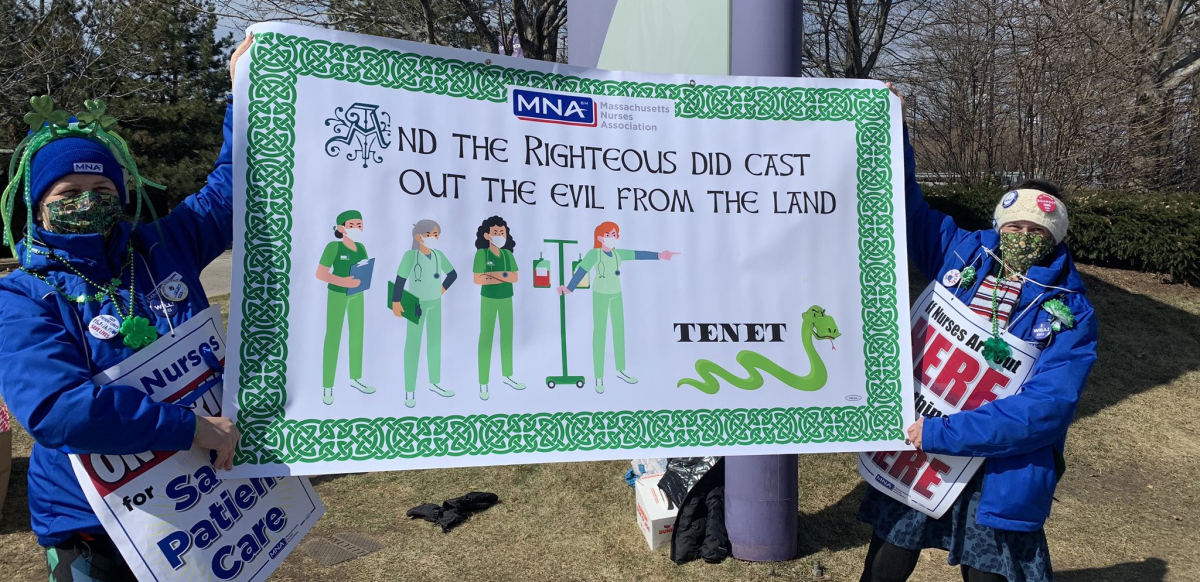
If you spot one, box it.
[1,96,166,258]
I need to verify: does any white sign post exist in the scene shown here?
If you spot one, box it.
[225,22,914,478]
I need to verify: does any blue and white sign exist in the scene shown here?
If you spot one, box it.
[70,307,324,582]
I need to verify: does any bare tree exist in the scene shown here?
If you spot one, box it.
[452,0,565,59]
[803,0,932,78]
[211,0,566,61]
[510,0,565,60]
[898,0,1200,191]
[1118,0,1200,187]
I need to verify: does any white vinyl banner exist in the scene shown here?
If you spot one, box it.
[224,22,914,477]
[857,283,1041,518]
[70,307,324,582]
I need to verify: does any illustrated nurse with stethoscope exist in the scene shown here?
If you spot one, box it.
[393,219,457,409]
[558,221,678,393]
[473,216,526,401]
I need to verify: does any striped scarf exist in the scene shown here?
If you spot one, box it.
[968,274,1022,329]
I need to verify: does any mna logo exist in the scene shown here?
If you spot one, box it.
[73,162,104,173]
[513,89,597,127]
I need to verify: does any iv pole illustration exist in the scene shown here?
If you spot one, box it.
[543,238,586,389]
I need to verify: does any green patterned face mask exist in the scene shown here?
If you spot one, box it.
[999,231,1054,278]
[44,190,124,235]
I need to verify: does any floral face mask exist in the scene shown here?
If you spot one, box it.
[999,231,1054,278]
[44,189,124,235]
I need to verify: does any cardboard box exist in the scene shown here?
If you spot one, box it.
[635,473,677,550]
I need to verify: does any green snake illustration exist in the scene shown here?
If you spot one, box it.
[677,306,841,394]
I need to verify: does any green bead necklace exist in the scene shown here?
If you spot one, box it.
[981,264,1016,369]
[18,244,159,349]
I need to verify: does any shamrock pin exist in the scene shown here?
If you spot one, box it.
[76,99,118,131]
[120,316,159,350]
[959,266,977,286]
[981,335,1013,370]
[1041,299,1075,332]
[23,95,71,131]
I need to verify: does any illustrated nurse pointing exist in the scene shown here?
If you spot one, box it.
[559,221,678,393]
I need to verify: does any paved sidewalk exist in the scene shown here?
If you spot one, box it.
[201,250,233,296]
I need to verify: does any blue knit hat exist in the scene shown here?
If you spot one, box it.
[27,137,127,207]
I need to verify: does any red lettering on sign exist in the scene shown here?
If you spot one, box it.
[886,450,928,487]
[918,327,953,387]
[911,317,929,352]
[913,316,1019,412]
[81,450,175,497]
[962,367,1012,410]
[912,457,952,499]
[871,450,898,469]
[934,348,981,406]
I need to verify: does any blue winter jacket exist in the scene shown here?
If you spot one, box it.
[902,126,1099,532]
[0,103,233,546]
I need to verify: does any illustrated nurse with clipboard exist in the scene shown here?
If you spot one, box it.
[315,210,376,405]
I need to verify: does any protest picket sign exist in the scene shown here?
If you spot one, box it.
[857,282,1042,518]
[224,22,915,478]
[70,306,324,582]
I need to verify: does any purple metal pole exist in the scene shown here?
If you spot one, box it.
[724,455,799,561]
[565,0,618,68]
[568,0,805,563]
[726,0,804,563]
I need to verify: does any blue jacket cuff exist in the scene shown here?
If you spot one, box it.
[165,408,199,452]
[921,415,953,455]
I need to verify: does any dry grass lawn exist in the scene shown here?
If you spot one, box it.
[1,263,1197,581]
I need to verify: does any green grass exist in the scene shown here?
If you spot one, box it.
[2,263,1198,581]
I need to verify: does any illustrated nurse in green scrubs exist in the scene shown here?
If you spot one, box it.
[315,210,376,405]
[558,221,678,393]
[473,216,525,401]
[392,219,458,409]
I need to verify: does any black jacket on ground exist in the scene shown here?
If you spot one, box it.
[659,457,730,564]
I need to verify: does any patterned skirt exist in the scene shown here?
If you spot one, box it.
[856,475,1053,582]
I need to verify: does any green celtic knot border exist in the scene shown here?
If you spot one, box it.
[235,31,902,466]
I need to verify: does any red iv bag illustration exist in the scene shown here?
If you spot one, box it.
[534,254,551,288]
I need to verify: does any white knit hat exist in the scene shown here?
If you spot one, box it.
[993,188,1069,244]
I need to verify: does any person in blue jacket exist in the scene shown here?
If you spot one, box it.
[857,85,1099,582]
[0,36,253,581]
